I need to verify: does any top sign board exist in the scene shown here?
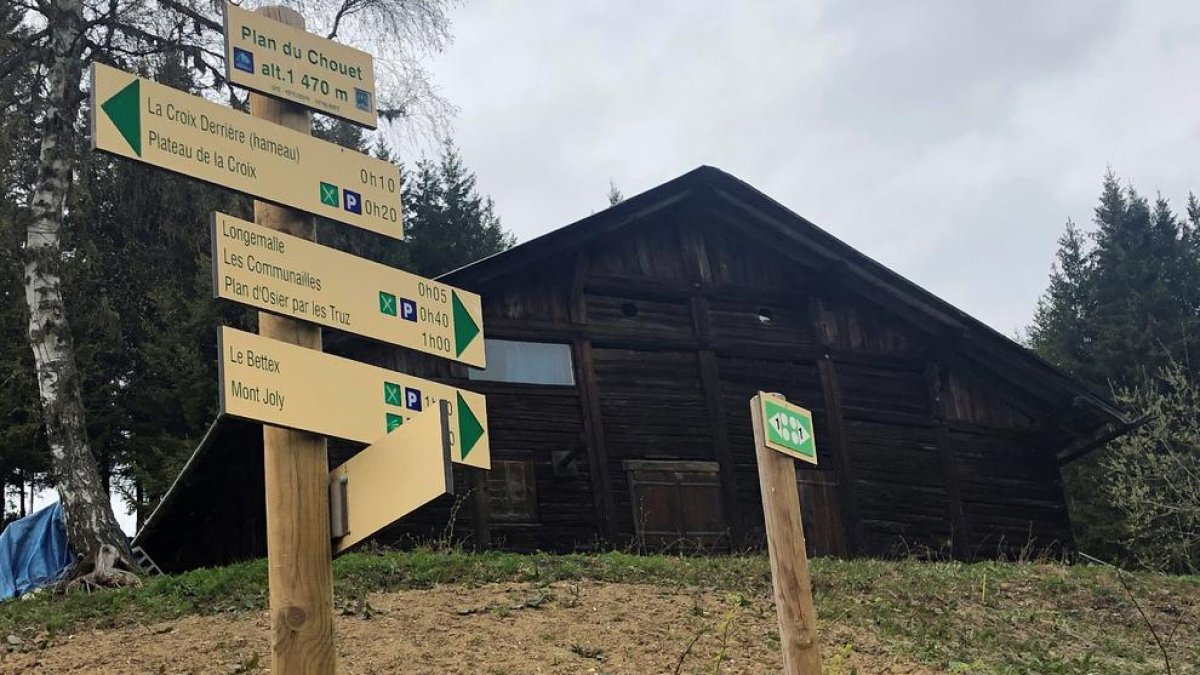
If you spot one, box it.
[224,2,377,128]
[758,394,817,464]
[90,63,402,239]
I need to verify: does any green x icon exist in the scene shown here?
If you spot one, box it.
[383,381,402,406]
[379,291,397,316]
[319,181,339,207]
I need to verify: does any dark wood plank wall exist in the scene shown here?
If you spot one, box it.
[375,205,1077,558]
[137,418,269,573]
[717,355,826,548]
[460,381,594,550]
[593,348,712,543]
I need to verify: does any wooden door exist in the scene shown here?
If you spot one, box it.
[624,460,728,550]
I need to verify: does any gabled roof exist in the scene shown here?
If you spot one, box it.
[442,165,1129,453]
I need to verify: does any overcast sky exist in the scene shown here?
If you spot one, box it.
[420,1,1200,337]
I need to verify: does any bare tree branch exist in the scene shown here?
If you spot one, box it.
[155,0,221,32]
[326,0,363,40]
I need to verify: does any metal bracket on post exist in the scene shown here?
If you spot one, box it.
[440,400,455,496]
[329,474,349,539]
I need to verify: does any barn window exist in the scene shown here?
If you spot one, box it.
[486,458,538,522]
[757,307,774,324]
[620,301,639,318]
[468,339,575,386]
[624,460,727,549]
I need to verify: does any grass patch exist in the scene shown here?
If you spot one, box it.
[0,549,770,637]
[0,549,1196,674]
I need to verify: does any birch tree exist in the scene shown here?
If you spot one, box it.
[22,0,133,569]
[8,0,459,575]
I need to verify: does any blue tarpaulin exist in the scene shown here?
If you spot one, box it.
[0,503,74,600]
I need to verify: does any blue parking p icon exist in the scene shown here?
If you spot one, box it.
[404,388,422,412]
[399,298,417,322]
[343,189,362,215]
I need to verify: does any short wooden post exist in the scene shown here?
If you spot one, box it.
[252,6,337,673]
[750,393,822,674]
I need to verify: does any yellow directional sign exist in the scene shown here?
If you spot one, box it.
[211,212,485,367]
[330,404,452,553]
[218,326,490,468]
[224,2,377,129]
[90,62,401,239]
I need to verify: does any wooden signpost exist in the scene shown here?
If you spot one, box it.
[91,6,490,672]
[241,9,335,671]
[750,392,823,675]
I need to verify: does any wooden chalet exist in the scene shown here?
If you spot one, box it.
[135,167,1130,572]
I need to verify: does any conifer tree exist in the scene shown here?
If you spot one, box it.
[1029,170,1200,565]
[1031,171,1200,390]
[403,141,515,277]
[1028,220,1092,380]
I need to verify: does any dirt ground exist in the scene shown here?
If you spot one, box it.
[0,581,940,674]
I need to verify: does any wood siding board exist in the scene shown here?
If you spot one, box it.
[817,357,861,554]
[836,363,932,417]
[703,207,829,279]
[716,355,825,546]
[926,362,971,560]
[586,294,695,338]
[950,431,1071,556]
[795,469,847,556]
[569,251,590,324]
[574,339,615,541]
[369,380,595,552]
[471,467,491,549]
[708,297,816,346]
[690,294,712,338]
[485,318,937,372]
[697,348,742,542]
[680,221,712,284]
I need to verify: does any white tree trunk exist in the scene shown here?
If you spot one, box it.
[23,0,131,570]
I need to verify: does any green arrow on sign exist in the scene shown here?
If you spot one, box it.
[452,290,480,357]
[456,392,484,460]
[101,79,141,157]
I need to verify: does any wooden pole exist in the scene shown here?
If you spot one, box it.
[251,6,337,674]
[750,393,822,674]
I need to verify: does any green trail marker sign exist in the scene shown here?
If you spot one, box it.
[218,326,490,469]
[758,394,817,464]
[90,62,402,239]
[211,212,486,367]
